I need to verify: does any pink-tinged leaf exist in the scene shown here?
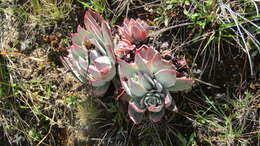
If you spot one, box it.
[91,39,106,55]
[136,45,156,61]
[71,44,88,60]
[149,108,165,123]
[84,10,103,35]
[149,52,174,73]
[71,25,88,46]
[100,66,111,75]
[84,11,103,46]
[132,24,148,42]
[90,56,116,82]
[115,39,135,58]
[118,26,133,43]
[168,78,193,92]
[71,33,81,46]
[88,65,101,79]
[89,77,107,87]
[122,81,133,97]
[118,58,136,78]
[84,9,104,26]
[154,69,176,88]
[93,56,111,69]
[130,18,149,42]
[78,56,89,72]
[83,10,115,63]
[153,79,163,92]
[89,50,100,61]
[123,18,130,27]
[101,22,115,62]
[129,99,146,113]
[102,66,116,82]
[128,78,147,97]
[134,54,152,75]
[77,25,88,40]
[136,18,149,30]
[128,105,144,124]
[147,104,163,112]
[137,73,152,90]
[164,91,172,108]
[61,56,87,83]
[143,73,155,87]
[118,18,149,44]
[117,39,133,48]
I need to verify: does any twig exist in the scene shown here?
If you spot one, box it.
[195,78,221,89]
[149,22,194,37]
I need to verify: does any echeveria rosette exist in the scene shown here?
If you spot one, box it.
[61,10,116,96]
[118,46,193,124]
[118,18,149,44]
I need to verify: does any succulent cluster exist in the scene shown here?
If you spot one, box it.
[62,10,193,124]
[61,10,116,96]
[118,46,192,123]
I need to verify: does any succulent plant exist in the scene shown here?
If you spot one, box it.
[115,18,149,59]
[118,18,149,44]
[118,45,193,124]
[61,10,193,124]
[61,10,116,96]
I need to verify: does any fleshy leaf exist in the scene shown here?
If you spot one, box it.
[153,79,163,92]
[84,10,103,41]
[78,56,89,72]
[61,56,87,83]
[136,45,156,61]
[118,18,149,43]
[128,78,147,97]
[62,10,116,97]
[134,54,152,75]
[168,78,193,92]
[83,10,115,63]
[93,56,112,70]
[164,91,172,108]
[149,52,174,73]
[129,98,146,113]
[118,26,133,43]
[118,59,137,78]
[91,38,106,56]
[154,69,176,88]
[128,105,145,124]
[89,77,107,87]
[92,82,110,97]
[101,22,115,62]
[71,33,82,46]
[71,44,88,60]
[143,73,155,87]
[115,39,135,58]
[147,104,164,112]
[131,24,148,42]
[122,81,132,97]
[89,50,100,61]
[137,73,152,90]
[88,65,101,79]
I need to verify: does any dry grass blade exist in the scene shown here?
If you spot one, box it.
[219,2,260,76]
